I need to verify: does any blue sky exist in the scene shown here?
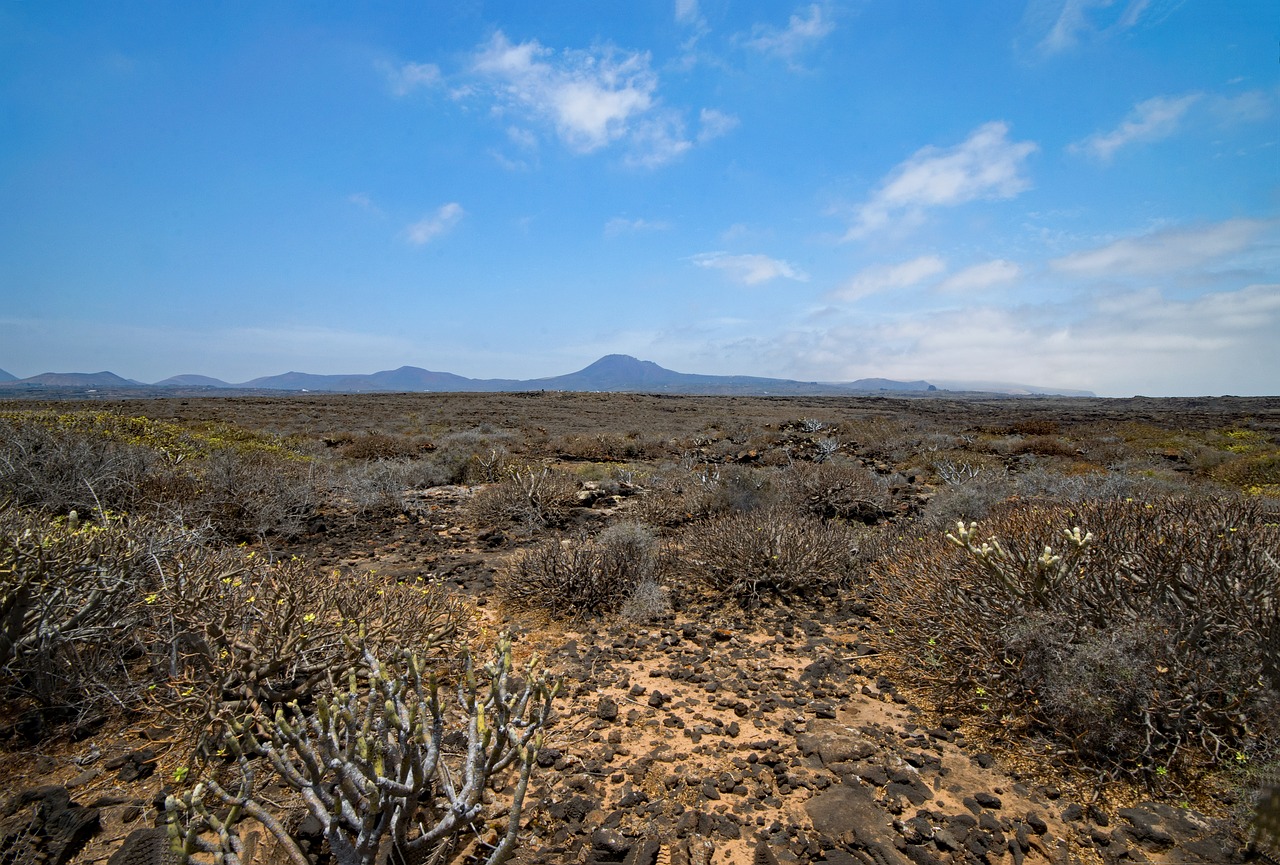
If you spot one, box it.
[1,1,1277,396]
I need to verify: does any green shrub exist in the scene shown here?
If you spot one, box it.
[872,496,1280,780]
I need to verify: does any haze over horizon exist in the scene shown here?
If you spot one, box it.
[2,2,1277,398]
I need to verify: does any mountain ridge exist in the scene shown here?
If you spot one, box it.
[0,355,1095,397]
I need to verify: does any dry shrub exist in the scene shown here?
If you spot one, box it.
[0,503,174,714]
[557,432,649,461]
[919,475,1015,530]
[0,417,155,514]
[154,554,467,751]
[872,495,1280,781]
[339,433,418,461]
[424,429,514,485]
[681,506,860,607]
[695,465,780,515]
[1008,419,1060,436]
[194,448,320,541]
[498,523,665,619]
[782,459,892,523]
[627,471,700,528]
[467,465,579,529]
[1010,435,1078,458]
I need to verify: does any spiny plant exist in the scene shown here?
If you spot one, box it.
[168,635,558,865]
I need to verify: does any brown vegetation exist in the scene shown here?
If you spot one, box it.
[0,391,1278,863]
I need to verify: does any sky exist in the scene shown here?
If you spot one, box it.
[1,1,1277,397]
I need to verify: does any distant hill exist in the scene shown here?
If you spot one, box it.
[240,366,494,392]
[0,356,1094,397]
[531,354,935,395]
[154,374,232,387]
[0,368,16,383]
[13,371,142,388]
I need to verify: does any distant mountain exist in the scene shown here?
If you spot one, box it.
[13,371,142,388]
[240,366,488,392]
[0,356,1094,397]
[532,354,934,395]
[0,368,16,383]
[931,379,1096,397]
[154,374,232,387]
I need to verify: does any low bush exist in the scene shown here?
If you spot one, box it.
[497,522,665,619]
[339,432,419,461]
[871,496,1280,782]
[680,506,861,607]
[467,465,579,530]
[695,464,780,515]
[0,502,171,712]
[0,417,155,515]
[424,428,516,485]
[782,459,891,523]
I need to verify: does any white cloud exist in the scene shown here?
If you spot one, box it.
[692,252,809,285]
[1070,93,1200,161]
[347,192,384,217]
[402,203,464,246]
[831,256,946,302]
[605,217,672,237]
[1209,89,1275,125]
[625,111,694,168]
[848,122,1038,238]
[745,4,835,61]
[743,280,1280,396]
[675,0,702,26]
[697,108,739,144]
[386,61,442,96]
[473,32,659,154]
[1035,0,1160,56]
[937,259,1022,293]
[1051,219,1270,276]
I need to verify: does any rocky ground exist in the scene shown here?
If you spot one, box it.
[1,481,1258,865]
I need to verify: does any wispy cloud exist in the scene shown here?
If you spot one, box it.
[402,203,464,246]
[1209,88,1275,125]
[692,252,809,285]
[1051,219,1270,276]
[473,32,660,154]
[745,4,835,62]
[937,259,1022,293]
[697,108,739,144]
[744,280,1280,396]
[347,192,385,217]
[385,61,442,96]
[625,111,693,168]
[1070,93,1200,161]
[675,0,703,27]
[848,122,1037,239]
[1034,0,1165,56]
[831,256,946,302]
[605,217,672,237]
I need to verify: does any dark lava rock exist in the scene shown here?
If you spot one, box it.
[794,720,877,768]
[885,779,932,806]
[804,785,911,864]
[597,696,619,722]
[974,791,1003,810]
